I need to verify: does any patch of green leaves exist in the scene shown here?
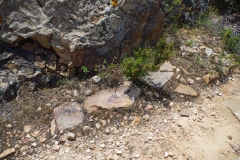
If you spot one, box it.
[81,65,90,74]
[221,28,240,55]
[121,38,174,80]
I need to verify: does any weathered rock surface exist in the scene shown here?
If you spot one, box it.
[54,102,84,130]
[0,0,165,71]
[0,0,215,73]
[84,81,140,113]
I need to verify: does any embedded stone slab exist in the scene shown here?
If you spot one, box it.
[84,81,140,113]
[54,102,84,130]
[175,84,198,97]
[223,96,240,121]
[143,71,174,89]
[222,80,240,121]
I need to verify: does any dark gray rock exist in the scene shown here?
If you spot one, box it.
[0,70,19,102]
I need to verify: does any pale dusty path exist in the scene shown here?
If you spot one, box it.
[20,76,240,160]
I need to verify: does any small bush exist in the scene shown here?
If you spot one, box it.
[221,28,240,55]
[121,38,174,80]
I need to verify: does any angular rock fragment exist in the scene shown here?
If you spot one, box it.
[202,73,220,84]
[175,84,198,97]
[54,102,84,130]
[143,71,174,89]
[0,148,16,159]
[159,61,174,72]
[180,109,190,117]
[143,61,175,89]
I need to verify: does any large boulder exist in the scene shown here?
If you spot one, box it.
[0,0,217,76]
[0,0,165,75]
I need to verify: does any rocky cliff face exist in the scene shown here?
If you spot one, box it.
[0,0,217,76]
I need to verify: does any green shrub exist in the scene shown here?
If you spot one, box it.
[221,28,240,55]
[121,38,174,80]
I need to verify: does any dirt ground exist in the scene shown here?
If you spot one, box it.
[1,13,240,159]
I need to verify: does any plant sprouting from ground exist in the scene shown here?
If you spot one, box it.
[81,65,90,74]
[121,38,175,80]
[221,28,240,55]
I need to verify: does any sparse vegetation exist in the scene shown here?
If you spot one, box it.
[81,65,90,74]
[196,56,204,68]
[57,78,69,86]
[221,28,240,55]
[186,39,193,47]
[120,38,175,80]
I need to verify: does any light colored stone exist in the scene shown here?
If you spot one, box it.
[116,150,122,155]
[92,75,101,83]
[6,124,12,128]
[143,114,150,121]
[159,61,174,72]
[164,152,168,158]
[105,128,110,134]
[54,102,84,130]
[31,130,40,138]
[59,135,67,143]
[50,119,56,137]
[187,78,194,84]
[85,90,93,96]
[20,146,29,152]
[180,109,190,117]
[67,132,76,140]
[95,123,101,129]
[145,104,154,110]
[143,71,174,89]
[175,84,198,97]
[52,145,60,151]
[168,152,174,157]
[113,127,120,134]
[39,131,47,143]
[84,81,140,113]
[24,125,32,133]
[31,142,38,148]
[0,148,16,159]
[205,47,213,56]
[131,116,141,126]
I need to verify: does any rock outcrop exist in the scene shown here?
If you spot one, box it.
[0,0,165,75]
[0,0,218,76]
